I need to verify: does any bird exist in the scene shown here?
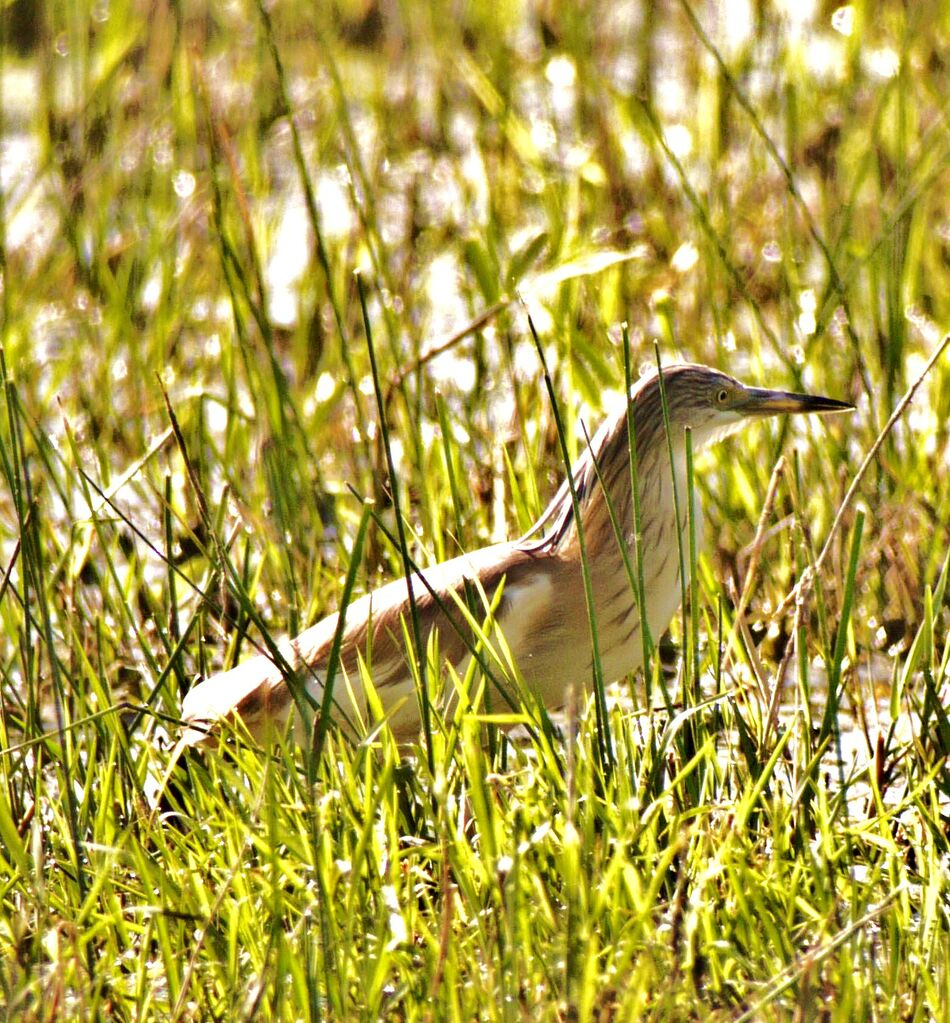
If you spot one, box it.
[179,361,853,747]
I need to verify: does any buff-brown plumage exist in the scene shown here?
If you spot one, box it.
[180,362,851,746]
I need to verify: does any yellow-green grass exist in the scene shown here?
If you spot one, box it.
[1,1,949,1019]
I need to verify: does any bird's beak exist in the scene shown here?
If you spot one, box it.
[740,386,854,417]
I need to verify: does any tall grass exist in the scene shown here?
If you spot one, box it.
[0,0,949,1019]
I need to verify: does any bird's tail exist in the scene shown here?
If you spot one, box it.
[179,653,294,746]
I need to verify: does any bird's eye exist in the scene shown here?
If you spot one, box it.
[717,388,729,404]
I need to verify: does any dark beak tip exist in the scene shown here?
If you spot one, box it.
[809,396,855,414]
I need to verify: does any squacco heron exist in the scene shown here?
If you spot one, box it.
[180,362,852,746]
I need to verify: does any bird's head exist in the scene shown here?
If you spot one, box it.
[518,360,853,556]
[637,363,854,448]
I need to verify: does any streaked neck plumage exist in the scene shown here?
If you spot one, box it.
[517,371,697,660]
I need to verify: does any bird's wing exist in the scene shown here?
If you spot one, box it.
[179,542,550,745]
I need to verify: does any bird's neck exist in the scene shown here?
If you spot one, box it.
[563,405,694,567]
[570,409,696,653]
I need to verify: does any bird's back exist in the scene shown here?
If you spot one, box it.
[180,541,588,744]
